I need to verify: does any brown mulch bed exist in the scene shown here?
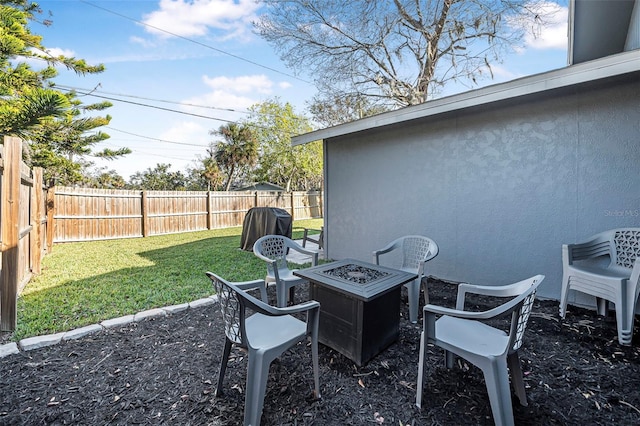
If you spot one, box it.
[1,278,640,425]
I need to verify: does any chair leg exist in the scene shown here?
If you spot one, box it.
[482,358,514,426]
[596,297,609,317]
[215,339,233,396]
[245,352,271,426]
[289,286,296,306]
[311,337,320,399]
[444,350,454,369]
[407,280,420,323]
[612,281,631,345]
[559,274,570,318]
[415,331,426,408]
[507,352,527,406]
[620,280,638,346]
[422,278,430,306]
[276,283,287,308]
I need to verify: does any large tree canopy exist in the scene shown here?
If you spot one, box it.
[256,0,556,106]
[211,123,259,191]
[246,98,322,192]
[1,0,128,185]
[0,0,105,137]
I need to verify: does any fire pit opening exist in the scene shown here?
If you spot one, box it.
[321,264,391,284]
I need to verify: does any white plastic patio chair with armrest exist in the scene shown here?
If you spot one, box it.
[253,235,319,307]
[559,228,640,346]
[416,274,545,426]
[206,272,320,426]
[372,235,439,323]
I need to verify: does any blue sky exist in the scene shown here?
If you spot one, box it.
[35,0,569,180]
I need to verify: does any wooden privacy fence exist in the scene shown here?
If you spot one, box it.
[52,187,323,243]
[0,136,48,331]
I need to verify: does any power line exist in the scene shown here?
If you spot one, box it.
[55,84,252,116]
[56,87,307,136]
[78,0,311,85]
[57,84,311,125]
[59,87,237,123]
[106,127,209,148]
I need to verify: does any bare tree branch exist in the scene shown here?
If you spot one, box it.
[256,0,556,107]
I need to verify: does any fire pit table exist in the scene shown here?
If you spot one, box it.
[294,258,417,366]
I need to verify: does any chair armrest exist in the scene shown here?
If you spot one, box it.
[289,239,318,255]
[372,240,400,264]
[288,240,319,265]
[455,275,544,310]
[274,300,321,315]
[424,304,509,321]
[253,250,278,265]
[253,299,320,317]
[233,279,269,303]
[563,233,612,264]
[427,282,533,321]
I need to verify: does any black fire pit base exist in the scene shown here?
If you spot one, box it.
[311,283,401,366]
[294,259,416,367]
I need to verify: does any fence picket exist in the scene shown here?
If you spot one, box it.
[51,187,323,243]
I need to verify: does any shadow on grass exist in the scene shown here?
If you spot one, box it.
[13,223,322,340]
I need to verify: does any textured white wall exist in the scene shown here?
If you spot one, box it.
[323,74,640,301]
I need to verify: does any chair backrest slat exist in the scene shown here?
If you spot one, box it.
[506,275,544,352]
[613,229,640,269]
[255,236,290,275]
[401,236,438,271]
[209,273,245,346]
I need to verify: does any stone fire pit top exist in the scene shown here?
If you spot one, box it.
[294,258,417,301]
[321,263,391,285]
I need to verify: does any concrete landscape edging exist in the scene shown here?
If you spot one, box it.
[0,295,219,359]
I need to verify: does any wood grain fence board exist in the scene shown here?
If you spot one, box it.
[51,188,323,242]
[1,137,21,330]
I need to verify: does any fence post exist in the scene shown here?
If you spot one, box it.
[207,191,212,230]
[46,185,55,251]
[1,136,22,331]
[290,192,295,220]
[141,190,149,237]
[254,191,259,207]
[31,167,44,275]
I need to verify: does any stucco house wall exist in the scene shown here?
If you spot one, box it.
[321,71,639,301]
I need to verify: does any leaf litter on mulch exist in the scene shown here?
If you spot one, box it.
[1,278,640,425]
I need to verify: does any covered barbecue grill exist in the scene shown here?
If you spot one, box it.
[240,207,292,251]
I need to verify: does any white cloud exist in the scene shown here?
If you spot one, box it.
[159,121,208,146]
[129,36,158,48]
[203,74,274,94]
[43,47,76,57]
[487,64,520,81]
[516,2,569,50]
[142,0,260,40]
[25,47,76,69]
[177,74,288,125]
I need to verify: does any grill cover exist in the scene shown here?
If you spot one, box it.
[240,207,292,251]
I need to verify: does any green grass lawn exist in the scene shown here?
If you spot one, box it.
[12,219,323,341]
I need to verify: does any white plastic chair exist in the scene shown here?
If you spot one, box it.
[253,235,319,307]
[416,275,545,426]
[206,272,321,426]
[372,235,439,323]
[559,228,640,345]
